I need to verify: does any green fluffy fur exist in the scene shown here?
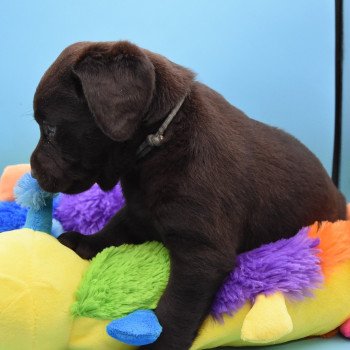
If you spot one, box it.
[71,242,170,320]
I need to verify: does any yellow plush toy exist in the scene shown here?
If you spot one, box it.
[0,171,350,350]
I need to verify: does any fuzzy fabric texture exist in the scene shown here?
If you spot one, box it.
[211,227,322,319]
[14,173,54,210]
[55,183,125,235]
[71,241,170,320]
[0,164,31,201]
[0,202,27,232]
[14,174,57,234]
[0,200,62,236]
[308,220,350,278]
[0,172,61,235]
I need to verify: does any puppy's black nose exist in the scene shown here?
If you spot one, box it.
[31,168,38,179]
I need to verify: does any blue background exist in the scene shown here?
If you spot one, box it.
[0,0,335,176]
[0,1,349,348]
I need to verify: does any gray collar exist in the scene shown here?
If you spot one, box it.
[136,94,187,159]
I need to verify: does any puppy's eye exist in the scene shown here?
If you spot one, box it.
[42,123,57,141]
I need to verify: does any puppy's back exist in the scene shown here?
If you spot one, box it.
[188,82,346,251]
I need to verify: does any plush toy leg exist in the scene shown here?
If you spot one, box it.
[241,292,293,343]
[106,310,162,346]
[340,318,350,338]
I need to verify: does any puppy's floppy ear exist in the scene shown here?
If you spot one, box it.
[73,42,155,142]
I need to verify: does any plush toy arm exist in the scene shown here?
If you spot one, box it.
[241,292,293,343]
[106,310,162,346]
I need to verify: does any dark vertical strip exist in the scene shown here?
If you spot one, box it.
[332,0,343,186]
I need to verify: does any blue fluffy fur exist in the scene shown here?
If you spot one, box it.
[0,201,64,236]
[0,201,27,232]
[0,174,62,235]
[12,173,57,234]
[14,173,53,210]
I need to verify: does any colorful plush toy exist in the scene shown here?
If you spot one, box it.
[0,164,31,201]
[0,167,350,349]
[0,165,63,236]
[55,183,124,235]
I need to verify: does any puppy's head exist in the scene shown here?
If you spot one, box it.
[31,41,157,193]
[31,41,194,194]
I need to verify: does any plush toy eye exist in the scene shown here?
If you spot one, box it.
[42,123,56,141]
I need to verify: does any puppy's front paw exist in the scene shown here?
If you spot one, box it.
[58,231,99,260]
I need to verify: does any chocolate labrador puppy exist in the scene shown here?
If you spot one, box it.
[30,41,346,350]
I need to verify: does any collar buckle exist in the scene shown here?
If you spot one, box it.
[136,94,187,159]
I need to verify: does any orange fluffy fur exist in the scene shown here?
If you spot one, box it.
[308,220,350,278]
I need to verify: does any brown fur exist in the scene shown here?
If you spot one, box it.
[31,41,346,350]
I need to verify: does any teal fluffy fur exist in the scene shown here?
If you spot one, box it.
[14,173,53,210]
[14,173,55,233]
[72,242,170,320]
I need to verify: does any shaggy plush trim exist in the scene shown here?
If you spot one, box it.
[0,201,27,232]
[55,183,124,235]
[211,227,322,319]
[0,201,62,235]
[14,173,53,210]
[308,220,350,278]
[72,242,170,320]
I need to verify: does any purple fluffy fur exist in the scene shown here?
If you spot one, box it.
[54,183,125,235]
[53,183,323,320]
[211,227,322,319]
